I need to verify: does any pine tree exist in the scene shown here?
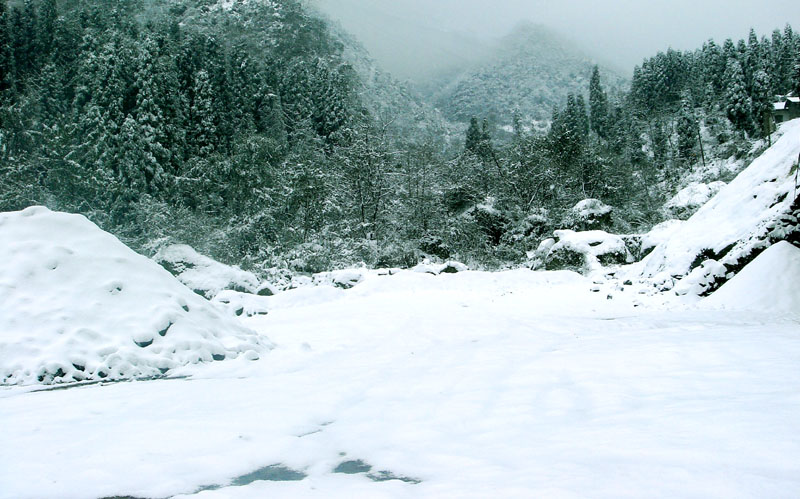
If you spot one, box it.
[589,65,609,138]
[465,116,483,156]
[191,69,217,158]
[724,59,752,133]
[37,0,57,61]
[676,92,698,162]
[134,37,170,192]
[0,0,12,94]
[751,66,774,139]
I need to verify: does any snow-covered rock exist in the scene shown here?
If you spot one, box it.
[312,268,368,289]
[635,119,800,281]
[562,199,613,231]
[663,181,727,220]
[702,241,800,315]
[154,244,261,299]
[544,230,633,273]
[0,207,269,385]
[412,261,470,275]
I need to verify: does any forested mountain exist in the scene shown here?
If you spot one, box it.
[430,23,626,128]
[1,0,799,275]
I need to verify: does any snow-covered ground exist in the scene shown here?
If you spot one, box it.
[2,266,799,498]
[2,122,800,498]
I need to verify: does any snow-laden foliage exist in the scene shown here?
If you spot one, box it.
[0,207,270,386]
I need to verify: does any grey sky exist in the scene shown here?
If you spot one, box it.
[311,0,800,81]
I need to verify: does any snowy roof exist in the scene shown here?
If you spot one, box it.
[773,101,787,110]
[787,96,800,104]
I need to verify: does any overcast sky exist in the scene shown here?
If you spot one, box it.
[312,0,800,80]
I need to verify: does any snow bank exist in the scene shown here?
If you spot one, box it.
[154,244,262,299]
[636,118,800,279]
[663,181,727,219]
[703,241,800,314]
[0,207,269,385]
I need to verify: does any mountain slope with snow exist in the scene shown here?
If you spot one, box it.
[634,119,800,281]
[0,207,270,385]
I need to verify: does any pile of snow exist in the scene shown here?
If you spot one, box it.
[153,244,268,299]
[703,241,800,314]
[663,181,727,220]
[0,207,269,385]
[541,230,633,273]
[634,119,800,281]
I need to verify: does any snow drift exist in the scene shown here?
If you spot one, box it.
[0,207,270,386]
[703,241,800,315]
[635,119,800,280]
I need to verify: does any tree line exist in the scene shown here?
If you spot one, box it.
[1,0,799,272]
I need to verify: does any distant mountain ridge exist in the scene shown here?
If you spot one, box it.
[429,23,626,126]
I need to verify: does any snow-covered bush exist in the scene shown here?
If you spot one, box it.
[0,207,270,386]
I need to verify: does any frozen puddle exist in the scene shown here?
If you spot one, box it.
[334,459,422,484]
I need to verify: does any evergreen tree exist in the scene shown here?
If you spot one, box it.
[37,0,57,61]
[465,116,483,156]
[751,66,774,138]
[724,59,752,133]
[0,0,11,94]
[589,65,609,138]
[676,92,698,162]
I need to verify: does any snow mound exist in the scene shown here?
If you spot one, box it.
[636,119,800,280]
[154,244,261,299]
[545,230,633,273]
[0,207,270,386]
[703,241,800,314]
[664,181,727,219]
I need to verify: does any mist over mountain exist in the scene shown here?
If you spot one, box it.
[429,22,625,126]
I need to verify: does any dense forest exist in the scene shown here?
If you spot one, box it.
[1,0,799,274]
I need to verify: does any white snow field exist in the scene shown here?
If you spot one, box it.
[0,207,269,385]
[2,266,800,498]
[1,122,800,497]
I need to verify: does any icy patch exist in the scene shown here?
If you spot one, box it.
[0,207,270,385]
[702,241,800,315]
[154,244,261,299]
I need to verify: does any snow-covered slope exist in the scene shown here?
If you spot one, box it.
[0,207,269,386]
[636,119,800,279]
[703,241,800,315]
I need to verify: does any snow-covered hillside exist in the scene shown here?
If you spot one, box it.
[0,207,270,385]
[634,118,800,282]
